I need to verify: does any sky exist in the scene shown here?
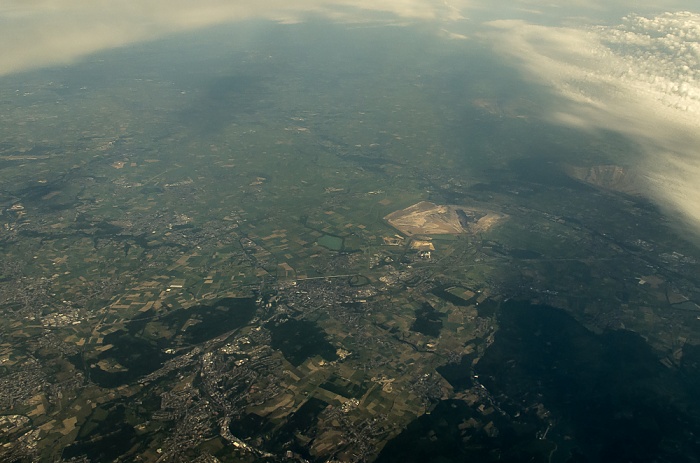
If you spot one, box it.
[3,0,700,232]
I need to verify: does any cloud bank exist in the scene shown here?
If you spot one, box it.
[0,0,470,76]
[484,11,700,232]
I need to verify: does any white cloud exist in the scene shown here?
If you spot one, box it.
[483,12,700,232]
[0,0,472,76]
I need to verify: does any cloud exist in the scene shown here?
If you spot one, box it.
[483,12,700,232]
[0,0,471,76]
